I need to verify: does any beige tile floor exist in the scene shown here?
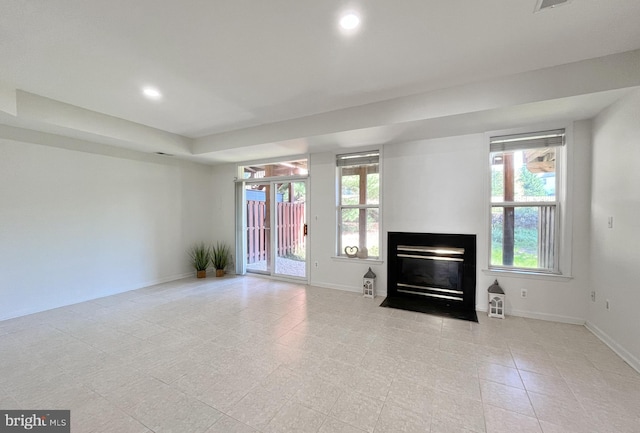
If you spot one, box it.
[1,276,639,432]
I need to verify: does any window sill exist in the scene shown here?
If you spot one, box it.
[331,256,384,265]
[482,268,573,281]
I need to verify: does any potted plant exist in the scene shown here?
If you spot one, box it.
[188,243,211,278]
[211,242,231,277]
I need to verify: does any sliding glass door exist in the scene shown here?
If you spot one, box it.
[274,181,306,279]
[245,182,272,274]
[244,179,307,280]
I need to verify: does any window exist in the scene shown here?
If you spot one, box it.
[337,151,380,259]
[489,129,565,273]
[241,159,308,179]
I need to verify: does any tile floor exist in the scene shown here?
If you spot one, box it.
[1,276,639,432]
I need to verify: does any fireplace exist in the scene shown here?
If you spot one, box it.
[382,232,477,321]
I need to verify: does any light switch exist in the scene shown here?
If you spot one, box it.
[607,216,613,229]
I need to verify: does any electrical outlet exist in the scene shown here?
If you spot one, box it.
[606,299,610,310]
[591,291,596,302]
[314,261,318,268]
[521,289,527,298]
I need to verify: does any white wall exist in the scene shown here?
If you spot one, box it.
[210,163,238,271]
[587,90,640,370]
[0,138,214,320]
[308,152,382,292]
[383,129,592,323]
[382,134,486,302]
[208,121,594,324]
[305,125,593,324]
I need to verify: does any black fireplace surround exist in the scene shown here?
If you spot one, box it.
[382,232,477,322]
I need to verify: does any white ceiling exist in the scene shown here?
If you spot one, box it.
[1,0,640,164]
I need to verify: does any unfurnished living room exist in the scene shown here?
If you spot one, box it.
[1,1,640,432]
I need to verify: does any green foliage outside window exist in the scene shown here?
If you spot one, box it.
[491,155,552,269]
[339,163,380,257]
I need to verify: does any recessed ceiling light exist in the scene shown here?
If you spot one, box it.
[142,87,162,100]
[339,13,360,30]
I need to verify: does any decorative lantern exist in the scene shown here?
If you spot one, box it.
[363,267,376,298]
[488,279,505,318]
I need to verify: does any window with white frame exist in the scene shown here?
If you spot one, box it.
[489,129,565,273]
[337,151,380,259]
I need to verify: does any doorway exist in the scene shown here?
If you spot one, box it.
[244,179,307,280]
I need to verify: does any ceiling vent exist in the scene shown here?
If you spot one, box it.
[534,0,572,12]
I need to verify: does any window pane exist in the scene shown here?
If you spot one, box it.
[491,149,556,203]
[367,172,379,204]
[340,208,359,256]
[490,206,504,265]
[340,208,379,259]
[491,205,555,270]
[490,155,504,200]
[366,208,380,257]
[242,159,308,179]
[341,174,360,205]
[341,165,379,205]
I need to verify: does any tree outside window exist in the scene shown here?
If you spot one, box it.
[490,130,564,272]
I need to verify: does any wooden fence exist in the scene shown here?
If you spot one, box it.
[246,200,305,264]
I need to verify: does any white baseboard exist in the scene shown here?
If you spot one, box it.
[0,271,193,322]
[309,280,388,297]
[585,321,640,374]
[309,281,360,293]
[494,307,585,325]
[138,271,193,288]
